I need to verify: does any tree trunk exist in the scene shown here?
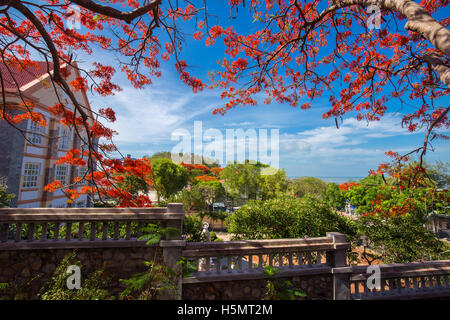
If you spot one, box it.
[381,0,450,87]
[327,0,450,86]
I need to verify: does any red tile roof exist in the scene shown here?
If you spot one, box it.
[0,61,54,90]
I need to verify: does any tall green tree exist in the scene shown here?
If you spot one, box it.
[219,161,263,203]
[196,181,226,206]
[180,180,226,214]
[150,158,189,202]
[323,183,346,210]
[259,168,290,200]
[116,174,149,198]
[425,161,450,188]
[289,177,328,199]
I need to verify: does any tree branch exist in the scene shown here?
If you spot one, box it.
[422,52,450,87]
[326,0,450,57]
[69,0,161,24]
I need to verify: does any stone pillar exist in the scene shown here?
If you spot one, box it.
[165,203,184,240]
[326,232,352,300]
[159,203,186,299]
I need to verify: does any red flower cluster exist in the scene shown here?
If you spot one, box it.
[195,175,218,182]
[339,182,361,191]
[98,107,116,122]
[56,149,86,166]
[180,162,211,173]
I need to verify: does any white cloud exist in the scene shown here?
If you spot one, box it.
[224,121,256,127]
[278,113,421,169]
[90,85,216,147]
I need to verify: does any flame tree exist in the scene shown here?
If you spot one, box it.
[0,0,448,206]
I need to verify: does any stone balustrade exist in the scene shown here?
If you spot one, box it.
[0,204,186,299]
[350,261,450,300]
[0,204,184,250]
[181,232,352,299]
[183,236,348,280]
[0,205,449,300]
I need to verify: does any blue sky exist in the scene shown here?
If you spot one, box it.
[78,1,449,178]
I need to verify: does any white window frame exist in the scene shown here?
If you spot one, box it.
[55,165,68,183]
[22,163,40,188]
[58,126,70,150]
[28,119,45,145]
[77,166,88,185]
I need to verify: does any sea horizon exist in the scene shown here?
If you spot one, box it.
[288,176,365,184]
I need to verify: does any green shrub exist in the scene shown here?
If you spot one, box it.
[209,231,222,241]
[358,211,450,263]
[0,185,14,208]
[119,261,177,300]
[183,215,204,242]
[227,195,357,241]
[263,266,307,300]
[289,177,328,199]
[39,252,112,300]
[323,183,346,210]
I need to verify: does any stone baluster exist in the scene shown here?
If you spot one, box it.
[14,223,22,242]
[41,222,47,241]
[27,223,34,242]
[1,223,8,242]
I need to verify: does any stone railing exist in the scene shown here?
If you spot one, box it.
[1,205,450,300]
[350,261,450,300]
[0,204,184,250]
[183,235,346,279]
[182,232,352,299]
[0,204,186,299]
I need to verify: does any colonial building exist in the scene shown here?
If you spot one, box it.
[0,61,94,208]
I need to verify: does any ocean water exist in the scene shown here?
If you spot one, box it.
[287,176,365,184]
[316,177,364,184]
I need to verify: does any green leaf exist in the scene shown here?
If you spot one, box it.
[294,290,307,297]
[252,16,263,23]
[263,265,279,277]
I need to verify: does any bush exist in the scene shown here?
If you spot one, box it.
[93,199,116,207]
[290,177,328,199]
[119,261,177,300]
[0,186,14,208]
[39,252,112,300]
[226,195,357,240]
[358,211,450,263]
[183,215,204,242]
[209,231,221,242]
[323,183,346,210]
